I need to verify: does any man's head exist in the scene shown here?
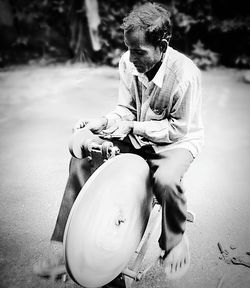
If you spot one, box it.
[122,2,172,74]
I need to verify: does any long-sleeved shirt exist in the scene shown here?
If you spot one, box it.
[105,47,204,158]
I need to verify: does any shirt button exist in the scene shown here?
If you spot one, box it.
[154,108,160,114]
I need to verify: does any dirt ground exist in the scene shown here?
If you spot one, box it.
[0,64,249,288]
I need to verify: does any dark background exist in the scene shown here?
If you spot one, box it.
[1,0,250,69]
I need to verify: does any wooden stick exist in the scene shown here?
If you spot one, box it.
[217,274,225,288]
[217,242,226,260]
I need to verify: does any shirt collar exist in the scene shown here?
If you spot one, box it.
[131,47,171,88]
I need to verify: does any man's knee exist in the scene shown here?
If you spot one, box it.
[67,156,92,189]
[69,157,91,176]
[153,167,178,189]
[153,169,182,202]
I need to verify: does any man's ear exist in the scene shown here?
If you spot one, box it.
[160,39,168,53]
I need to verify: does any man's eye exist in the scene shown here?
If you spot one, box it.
[132,50,144,56]
[136,51,144,55]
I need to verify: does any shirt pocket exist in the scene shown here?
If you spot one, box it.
[147,87,170,120]
[146,105,167,120]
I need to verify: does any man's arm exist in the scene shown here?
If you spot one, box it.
[103,74,201,142]
[73,53,136,135]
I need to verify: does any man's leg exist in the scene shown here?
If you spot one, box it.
[33,157,92,277]
[147,148,194,279]
[51,156,92,242]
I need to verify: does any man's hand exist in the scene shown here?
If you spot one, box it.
[73,117,108,134]
[102,121,134,139]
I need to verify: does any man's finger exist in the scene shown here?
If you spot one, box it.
[113,133,126,140]
[81,120,89,127]
[72,120,88,133]
[102,126,118,134]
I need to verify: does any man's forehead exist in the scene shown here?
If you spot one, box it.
[124,29,147,48]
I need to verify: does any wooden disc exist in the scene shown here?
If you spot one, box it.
[63,154,153,287]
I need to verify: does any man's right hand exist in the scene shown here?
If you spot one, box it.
[73,117,108,134]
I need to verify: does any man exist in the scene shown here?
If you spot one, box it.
[34,2,203,281]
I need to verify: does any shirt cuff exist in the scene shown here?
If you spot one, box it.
[133,121,146,136]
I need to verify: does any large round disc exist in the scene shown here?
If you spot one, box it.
[63,154,153,287]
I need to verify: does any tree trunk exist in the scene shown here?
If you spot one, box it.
[85,0,101,52]
[69,0,101,63]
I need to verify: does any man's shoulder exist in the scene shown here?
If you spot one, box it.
[167,47,200,82]
[168,47,197,70]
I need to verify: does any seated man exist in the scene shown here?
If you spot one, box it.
[34,2,204,281]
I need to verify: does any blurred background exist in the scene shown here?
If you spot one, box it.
[0,0,250,69]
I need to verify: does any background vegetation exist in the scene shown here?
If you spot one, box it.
[0,0,249,69]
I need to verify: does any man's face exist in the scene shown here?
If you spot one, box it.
[124,30,162,74]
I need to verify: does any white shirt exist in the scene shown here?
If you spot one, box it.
[106,47,204,158]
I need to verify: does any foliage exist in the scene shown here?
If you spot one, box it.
[169,0,250,68]
[1,0,70,65]
[1,0,250,68]
[191,41,219,70]
[207,17,250,68]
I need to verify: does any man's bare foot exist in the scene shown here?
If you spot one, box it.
[160,234,190,280]
[33,241,66,280]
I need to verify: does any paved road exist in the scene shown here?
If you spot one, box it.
[0,65,249,288]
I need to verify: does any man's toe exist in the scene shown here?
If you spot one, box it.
[166,257,190,280]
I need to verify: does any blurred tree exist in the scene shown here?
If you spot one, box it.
[209,0,250,67]
[69,0,102,63]
[158,0,250,68]
[0,0,249,68]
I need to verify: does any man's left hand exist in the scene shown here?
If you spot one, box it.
[102,121,134,140]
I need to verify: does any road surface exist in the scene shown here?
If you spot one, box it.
[0,65,249,288]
